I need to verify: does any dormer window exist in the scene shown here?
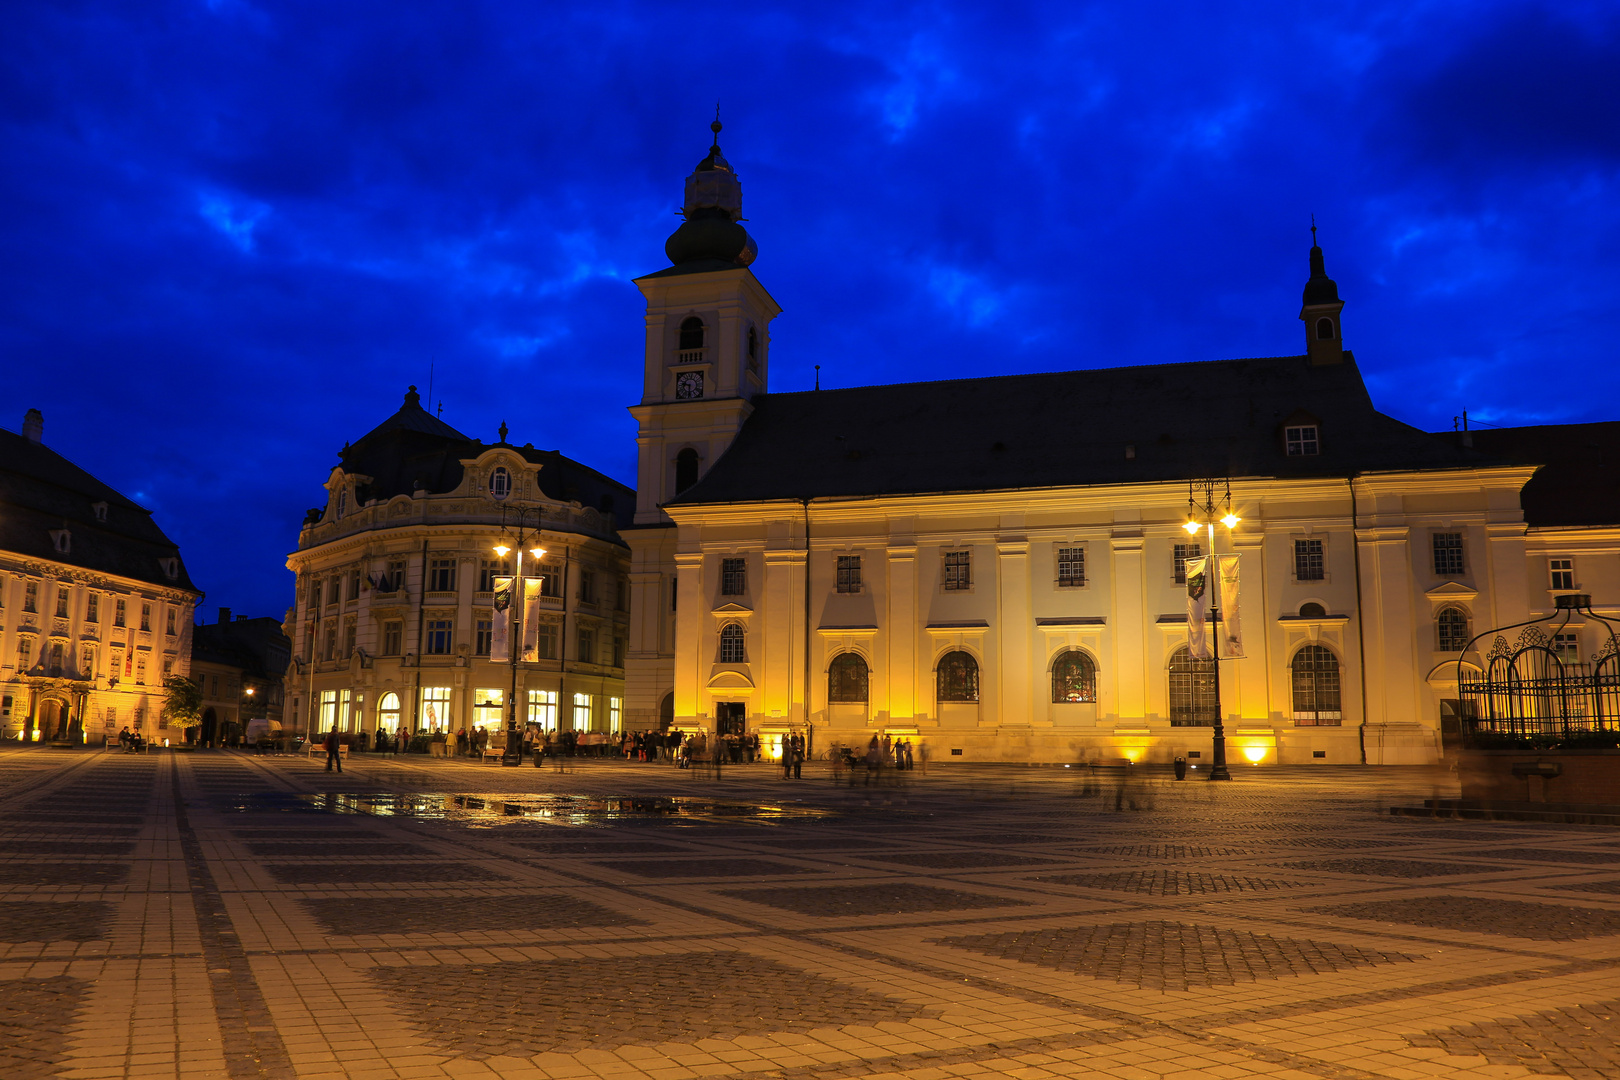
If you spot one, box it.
[336,490,348,519]
[159,557,179,580]
[49,529,70,555]
[489,466,511,501]
[1285,425,1320,456]
[678,317,705,363]
[92,501,107,523]
[1316,318,1335,340]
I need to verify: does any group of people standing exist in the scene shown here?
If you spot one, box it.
[833,734,920,786]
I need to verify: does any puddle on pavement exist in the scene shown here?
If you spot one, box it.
[294,793,839,828]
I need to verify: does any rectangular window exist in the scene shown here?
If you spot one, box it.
[572,692,592,730]
[140,603,152,631]
[115,598,126,627]
[942,550,972,591]
[166,608,176,636]
[347,570,361,601]
[1432,533,1465,576]
[609,697,623,733]
[80,645,94,676]
[578,568,597,604]
[577,628,595,664]
[527,689,558,731]
[386,559,407,592]
[1551,558,1575,590]
[836,555,862,594]
[721,558,746,596]
[381,621,402,656]
[318,690,338,730]
[1173,543,1201,585]
[612,636,626,667]
[343,619,356,657]
[55,587,69,618]
[429,559,458,592]
[1057,547,1086,587]
[538,562,562,598]
[24,582,37,613]
[1294,539,1326,581]
[1553,633,1581,663]
[162,657,173,679]
[420,686,452,729]
[326,578,340,606]
[671,575,678,611]
[472,688,503,731]
[616,576,629,612]
[426,619,453,654]
[478,559,510,592]
[18,637,32,667]
[536,620,559,660]
[308,578,321,611]
[322,622,337,661]
[136,655,147,684]
[475,618,493,656]
[86,594,98,623]
[1285,425,1320,456]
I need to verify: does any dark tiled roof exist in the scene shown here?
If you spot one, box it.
[192,617,291,678]
[0,427,197,591]
[1461,422,1620,527]
[334,390,634,517]
[670,354,1495,505]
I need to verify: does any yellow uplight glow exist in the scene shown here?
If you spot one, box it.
[1182,519,1201,535]
[1221,512,1241,529]
[1242,745,1267,763]
[493,544,511,557]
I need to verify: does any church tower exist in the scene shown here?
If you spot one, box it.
[1300,224,1345,366]
[621,119,782,731]
[628,119,783,525]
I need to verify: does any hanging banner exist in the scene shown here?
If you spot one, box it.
[1216,553,1244,658]
[491,576,514,662]
[521,579,543,661]
[1186,556,1211,659]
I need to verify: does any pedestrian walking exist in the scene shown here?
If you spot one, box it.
[323,729,342,773]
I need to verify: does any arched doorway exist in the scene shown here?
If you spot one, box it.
[37,698,67,742]
[201,707,219,747]
[659,692,674,731]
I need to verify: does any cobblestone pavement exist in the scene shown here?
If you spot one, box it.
[6,750,1620,1078]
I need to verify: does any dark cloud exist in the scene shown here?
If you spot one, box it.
[1,0,1616,617]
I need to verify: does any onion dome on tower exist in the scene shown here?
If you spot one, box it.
[1300,220,1345,366]
[662,116,758,273]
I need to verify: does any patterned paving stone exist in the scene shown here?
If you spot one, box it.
[265,862,511,884]
[1311,897,1620,941]
[723,882,1029,916]
[1553,880,1620,896]
[244,841,430,857]
[303,893,646,935]
[1262,837,1421,850]
[371,951,938,1057]
[1479,848,1620,865]
[1078,844,1253,858]
[0,864,131,886]
[760,835,900,850]
[1276,857,1512,878]
[0,840,135,856]
[1407,998,1620,1077]
[228,828,382,840]
[1036,870,1306,896]
[950,833,1074,845]
[870,851,1060,869]
[1,813,138,824]
[0,976,90,1079]
[0,902,112,942]
[939,920,1418,990]
[594,857,817,878]
[513,838,688,855]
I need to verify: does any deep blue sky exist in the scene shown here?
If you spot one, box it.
[4,1,1618,621]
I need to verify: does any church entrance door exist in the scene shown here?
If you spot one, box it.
[716,702,746,736]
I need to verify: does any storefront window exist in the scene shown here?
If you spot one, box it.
[473,688,504,732]
[420,687,452,730]
[378,692,402,731]
[527,689,557,731]
[572,692,591,731]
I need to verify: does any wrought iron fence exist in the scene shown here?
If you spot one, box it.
[1455,595,1620,740]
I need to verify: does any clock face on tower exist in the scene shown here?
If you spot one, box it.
[675,371,704,400]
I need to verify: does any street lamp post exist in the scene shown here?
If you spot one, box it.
[1184,480,1240,781]
[493,507,545,768]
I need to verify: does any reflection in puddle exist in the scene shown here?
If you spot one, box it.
[297,793,837,827]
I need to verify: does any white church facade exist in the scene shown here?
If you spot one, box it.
[621,123,1620,767]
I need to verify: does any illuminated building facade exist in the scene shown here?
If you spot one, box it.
[622,128,1618,766]
[283,391,632,739]
[0,409,200,745]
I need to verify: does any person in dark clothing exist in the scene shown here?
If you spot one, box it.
[791,733,804,779]
[324,729,342,773]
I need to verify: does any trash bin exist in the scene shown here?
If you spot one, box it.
[1173,756,1188,781]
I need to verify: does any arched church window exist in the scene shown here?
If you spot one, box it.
[828,653,869,703]
[1292,644,1342,725]
[719,623,747,664]
[674,448,699,494]
[1436,606,1470,652]
[1051,650,1097,703]
[937,651,979,703]
[679,317,705,353]
[1316,318,1335,340]
[1169,645,1217,726]
[488,467,511,501]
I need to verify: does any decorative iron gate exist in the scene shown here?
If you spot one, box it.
[1456,594,1620,740]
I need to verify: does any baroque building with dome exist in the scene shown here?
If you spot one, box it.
[282,391,632,740]
[620,124,1620,766]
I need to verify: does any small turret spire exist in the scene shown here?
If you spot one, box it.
[662,113,757,271]
[1300,219,1345,366]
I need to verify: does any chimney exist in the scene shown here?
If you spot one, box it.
[21,409,43,444]
[218,606,232,624]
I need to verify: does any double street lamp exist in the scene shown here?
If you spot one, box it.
[1183,480,1239,781]
[493,506,545,767]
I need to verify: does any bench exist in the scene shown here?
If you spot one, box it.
[306,743,349,761]
[481,748,504,764]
